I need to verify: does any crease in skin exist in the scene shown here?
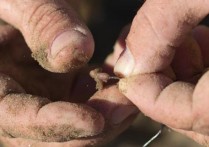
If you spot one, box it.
[26,2,66,49]
[140,10,170,48]
[33,7,66,40]
[25,1,54,28]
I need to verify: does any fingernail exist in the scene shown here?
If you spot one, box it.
[114,48,135,77]
[50,29,92,58]
[111,105,138,125]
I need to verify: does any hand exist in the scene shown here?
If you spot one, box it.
[0,0,138,146]
[114,0,209,146]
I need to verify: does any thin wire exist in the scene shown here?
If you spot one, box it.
[142,125,165,147]
[108,76,120,80]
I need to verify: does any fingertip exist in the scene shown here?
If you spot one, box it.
[0,96,104,141]
[45,28,94,73]
[114,48,135,77]
[37,102,104,140]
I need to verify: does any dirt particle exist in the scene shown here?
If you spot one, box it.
[31,46,52,71]
[3,93,49,117]
[89,68,110,90]
[118,78,128,94]
[30,124,86,142]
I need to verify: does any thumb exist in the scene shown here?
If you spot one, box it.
[0,0,94,73]
[114,0,209,77]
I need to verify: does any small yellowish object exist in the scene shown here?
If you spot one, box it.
[90,68,119,90]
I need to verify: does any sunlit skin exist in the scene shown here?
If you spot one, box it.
[0,0,209,146]
[0,21,139,147]
[114,0,209,146]
[0,0,138,146]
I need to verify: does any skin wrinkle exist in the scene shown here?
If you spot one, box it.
[32,6,78,50]
[33,8,64,43]
[153,76,170,105]
[36,7,83,46]
[0,128,14,138]
[26,2,54,31]
[139,10,176,70]
[144,0,182,47]
[33,97,51,120]
[140,10,173,49]
[21,1,65,30]
[25,2,62,51]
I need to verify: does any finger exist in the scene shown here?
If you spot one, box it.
[87,85,138,144]
[1,86,138,147]
[106,25,176,81]
[193,25,209,67]
[119,70,209,134]
[0,74,104,142]
[88,85,138,125]
[118,74,195,130]
[192,70,209,135]
[0,0,94,73]
[114,0,209,77]
[171,34,203,81]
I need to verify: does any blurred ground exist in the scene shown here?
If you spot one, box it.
[103,115,202,147]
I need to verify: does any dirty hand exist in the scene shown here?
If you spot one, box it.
[0,0,138,146]
[114,0,209,146]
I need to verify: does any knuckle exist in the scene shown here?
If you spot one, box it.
[22,1,72,50]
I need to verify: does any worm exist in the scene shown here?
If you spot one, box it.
[89,68,119,90]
